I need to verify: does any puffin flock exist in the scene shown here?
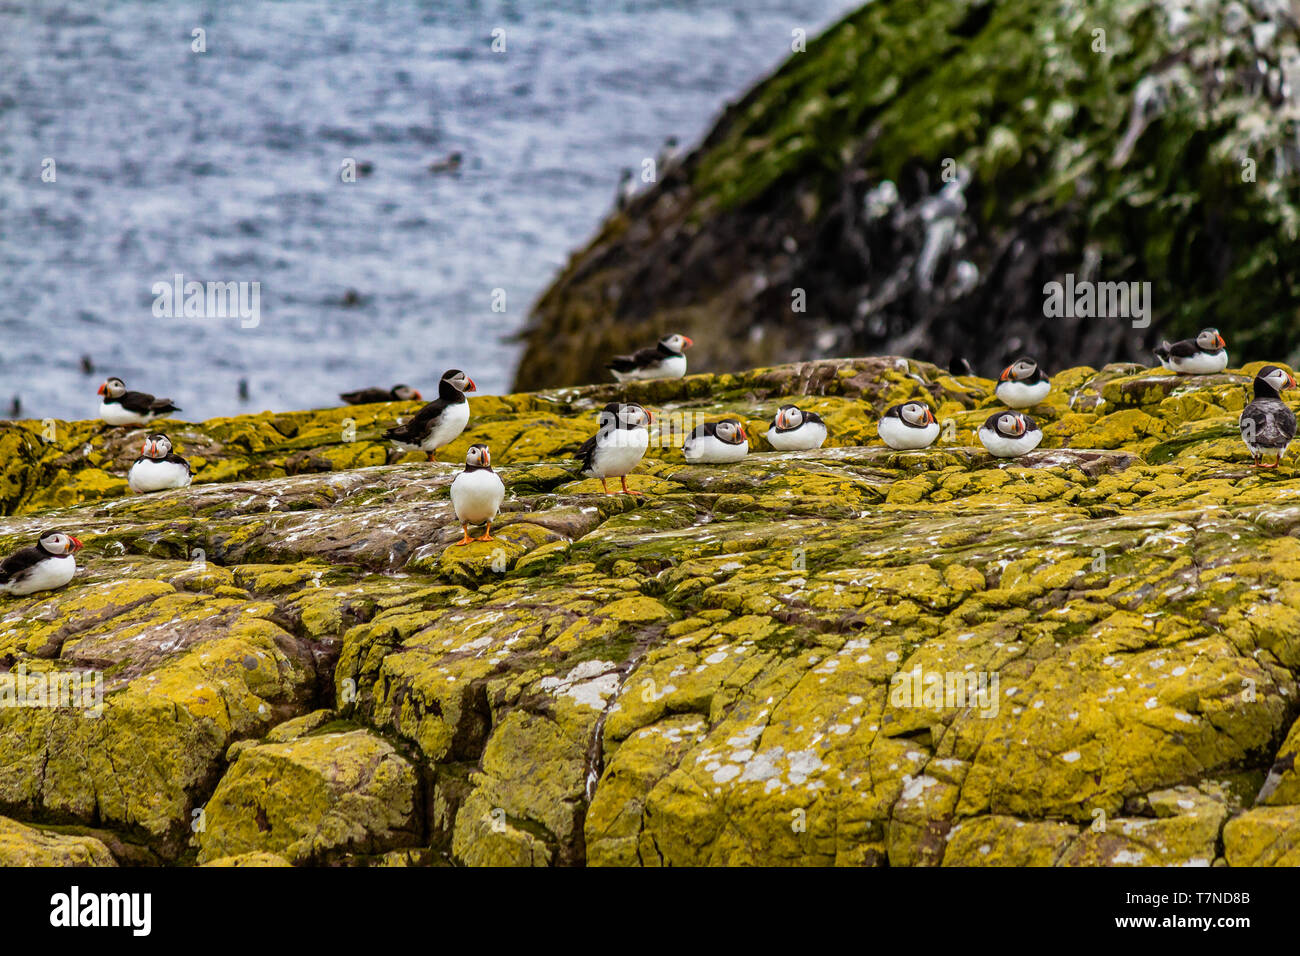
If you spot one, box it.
[1,326,1296,598]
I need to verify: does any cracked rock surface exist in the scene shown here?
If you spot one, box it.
[1,356,1299,865]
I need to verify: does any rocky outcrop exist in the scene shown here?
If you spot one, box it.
[2,356,1300,865]
[513,0,1300,390]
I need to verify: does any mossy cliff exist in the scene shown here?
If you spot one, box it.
[2,357,1300,866]
[514,0,1300,390]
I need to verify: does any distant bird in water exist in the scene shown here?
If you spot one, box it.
[238,379,250,402]
[341,289,362,307]
[616,168,636,210]
[355,160,375,177]
[80,355,95,375]
[428,151,463,174]
[7,396,20,419]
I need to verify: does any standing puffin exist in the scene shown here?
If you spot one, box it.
[1240,365,1297,468]
[606,334,693,382]
[383,369,476,461]
[450,444,505,544]
[995,359,1051,409]
[684,418,748,464]
[0,530,82,597]
[575,402,652,494]
[128,433,194,493]
[978,411,1043,458]
[766,405,827,451]
[340,384,423,405]
[878,402,940,450]
[1154,328,1228,374]
[97,377,181,426]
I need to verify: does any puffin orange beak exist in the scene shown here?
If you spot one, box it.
[96,383,106,396]
[1013,416,1027,436]
[412,391,423,401]
[999,366,1013,382]
[738,425,748,440]
[1216,334,1226,349]
[69,536,83,552]
[483,451,491,467]
[1289,373,1298,389]
[775,410,786,429]
[645,409,654,424]
[926,409,936,424]
[464,378,477,392]
[682,336,694,348]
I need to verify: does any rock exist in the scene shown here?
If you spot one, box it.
[513,0,1300,390]
[0,815,116,866]
[197,730,421,865]
[1,357,1299,866]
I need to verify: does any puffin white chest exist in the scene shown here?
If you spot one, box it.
[995,379,1051,409]
[100,401,152,426]
[450,468,505,524]
[420,401,470,452]
[615,354,686,382]
[1169,351,1228,375]
[877,416,939,450]
[589,428,649,477]
[128,458,192,493]
[767,421,827,451]
[3,554,76,595]
[684,434,748,463]
[979,426,1043,458]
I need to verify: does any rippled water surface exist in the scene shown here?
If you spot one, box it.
[1,0,859,420]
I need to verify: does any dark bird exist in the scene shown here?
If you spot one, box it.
[429,151,463,174]
[340,384,423,405]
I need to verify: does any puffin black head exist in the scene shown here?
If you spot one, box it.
[1254,365,1298,399]
[713,419,747,445]
[37,530,82,555]
[899,402,937,427]
[775,405,804,430]
[392,385,422,401]
[98,377,126,399]
[1197,328,1227,352]
[658,334,693,356]
[464,444,492,469]
[141,433,173,459]
[439,369,477,396]
[988,411,1029,437]
[999,358,1041,383]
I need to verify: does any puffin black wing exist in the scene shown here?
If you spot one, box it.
[165,453,195,476]
[574,434,601,475]
[1242,402,1298,448]
[340,388,391,405]
[801,411,826,425]
[384,396,450,444]
[606,346,663,373]
[1165,339,1202,359]
[120,390,181,415]
[0,546,48,585]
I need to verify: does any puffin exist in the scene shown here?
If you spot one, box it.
[340,384,423,405]
[429,151,463,174]
[1154,328,1228,374]
[0,530,82,597]
[97,377,181,426]
[383,369,476,461]
[450,444,505,545]
[979,411,1043,458]
[766,405,827,451]
[575,402,652,494]
[995,359,1051,409]
[1240,365,1297,468]
[684,418,748,464]
[878,402,940,450]
[128,433,194,493]
[606,334,693,382]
